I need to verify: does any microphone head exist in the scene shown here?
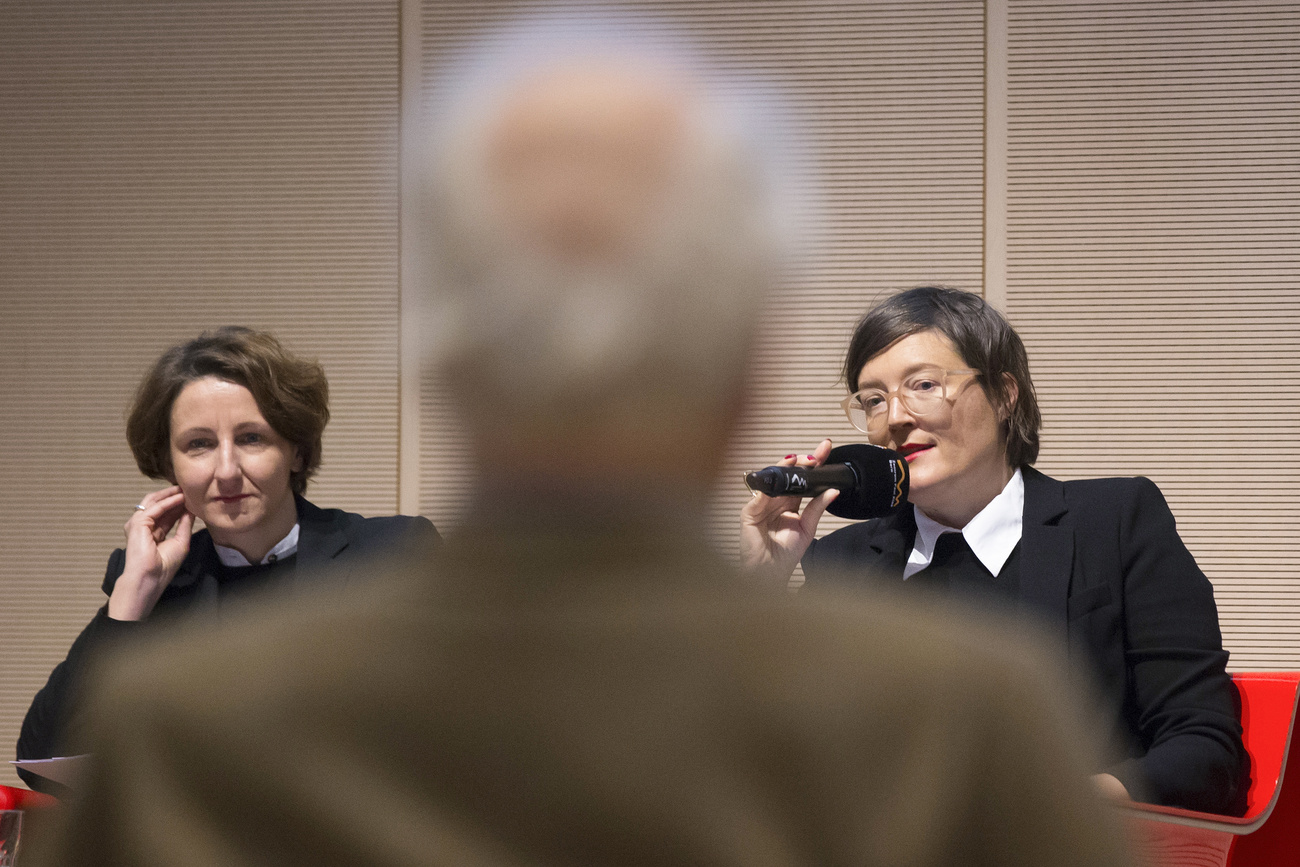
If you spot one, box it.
[824,443,909,520]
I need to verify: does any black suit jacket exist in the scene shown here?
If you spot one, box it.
[16,497,440,791]
[802,466,1247,815]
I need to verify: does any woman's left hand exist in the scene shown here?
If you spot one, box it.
[107,486,195,621]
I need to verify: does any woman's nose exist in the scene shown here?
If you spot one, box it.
[886,393,914,427]
[214,442,241,481]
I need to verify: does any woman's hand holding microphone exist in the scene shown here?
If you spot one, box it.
[107,486,195,621]
[739,438,840,584]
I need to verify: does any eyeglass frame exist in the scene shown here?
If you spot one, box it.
[839,368,982,435]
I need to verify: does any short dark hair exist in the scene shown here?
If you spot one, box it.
[842,286,1041,467]
[126,327,330,495]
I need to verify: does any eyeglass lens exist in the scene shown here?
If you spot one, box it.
[847,371,952,433]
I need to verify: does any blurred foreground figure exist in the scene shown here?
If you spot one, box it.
[30,23,1130,867]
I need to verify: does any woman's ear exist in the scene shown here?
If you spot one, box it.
[292,447,305,474]
[998,373,1020,422]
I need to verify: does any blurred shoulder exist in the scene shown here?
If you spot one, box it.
[87,560,431,724]
[788,581,1073,693]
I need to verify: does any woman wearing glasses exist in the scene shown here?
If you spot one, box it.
[741,286,1246,815]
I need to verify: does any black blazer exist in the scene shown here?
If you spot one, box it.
[802,466,1247,815]
[17,497,440,791]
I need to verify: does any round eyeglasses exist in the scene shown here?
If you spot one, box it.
[840,368,980,435]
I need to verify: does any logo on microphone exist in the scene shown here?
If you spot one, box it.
[890,459,907,508]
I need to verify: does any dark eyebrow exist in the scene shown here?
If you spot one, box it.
[173,426,215,440]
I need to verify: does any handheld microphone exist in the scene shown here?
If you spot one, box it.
[744,443,909,520]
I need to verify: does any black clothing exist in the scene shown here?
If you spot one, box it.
[802,467,1248,816]
[910,533,1022,606]
[214,554,298,596]
[16,496,439,792]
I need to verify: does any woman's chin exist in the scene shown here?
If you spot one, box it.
[907,484,956,524]
[201,511,259,538]
[905,476,942,509]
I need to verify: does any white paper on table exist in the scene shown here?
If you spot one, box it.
[11,755,90,789]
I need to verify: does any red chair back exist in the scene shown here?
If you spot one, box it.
[1226,672,1300,866]
[1123,672,1300,867]
[0,784,57,811]
[1235,672,1300,821]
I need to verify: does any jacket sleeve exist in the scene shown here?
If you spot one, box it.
[16,550,142,793]
[1103,477,1248,815]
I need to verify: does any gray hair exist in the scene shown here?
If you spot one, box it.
[415,18,799,427]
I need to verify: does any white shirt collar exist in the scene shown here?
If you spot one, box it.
[213,523,300,568]
[903,469,1024,580]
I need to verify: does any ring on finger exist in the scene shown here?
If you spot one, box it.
[133,504,147,511]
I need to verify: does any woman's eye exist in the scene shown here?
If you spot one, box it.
[238,432,263,446]
[861,394,887,410]
[910,378,941,393]
[186,439,214,451]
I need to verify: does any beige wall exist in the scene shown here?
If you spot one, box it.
[0,0,406,786]
[1,0,1297,788]
[1000,2,1300,669]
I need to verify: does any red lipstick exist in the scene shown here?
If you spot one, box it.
[897,443,932,463]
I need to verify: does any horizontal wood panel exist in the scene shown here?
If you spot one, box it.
[0,0,403,785]
[1006,0,1300,670]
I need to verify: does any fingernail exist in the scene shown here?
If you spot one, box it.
[784,454,795,460]
[806,455,815,460]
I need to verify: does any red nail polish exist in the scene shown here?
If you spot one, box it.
[806,455,815,460]
[784,454,795,459]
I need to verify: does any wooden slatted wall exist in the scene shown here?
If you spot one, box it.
[1002,1,1300,669]
[0,0,404,785]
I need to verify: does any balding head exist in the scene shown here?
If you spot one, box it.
[484,62,688,266]
[418,26,790,501]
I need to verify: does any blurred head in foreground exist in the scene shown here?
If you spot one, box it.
[417,24,793,507]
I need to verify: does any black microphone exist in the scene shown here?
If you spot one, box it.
[744,443,909,520]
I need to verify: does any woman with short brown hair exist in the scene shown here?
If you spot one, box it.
[17,327,439,791]
[126,326,330,497]
[742,287,1247,815]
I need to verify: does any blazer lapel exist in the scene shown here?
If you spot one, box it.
[167,531,221,610]
[865,507,917,581]
[1018,467,1073,647]
[293,496,350,582]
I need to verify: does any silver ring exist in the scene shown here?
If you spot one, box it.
[133,505,147,511]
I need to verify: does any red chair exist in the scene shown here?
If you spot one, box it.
[0,784,57,811]
[1124,671,1300,867]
